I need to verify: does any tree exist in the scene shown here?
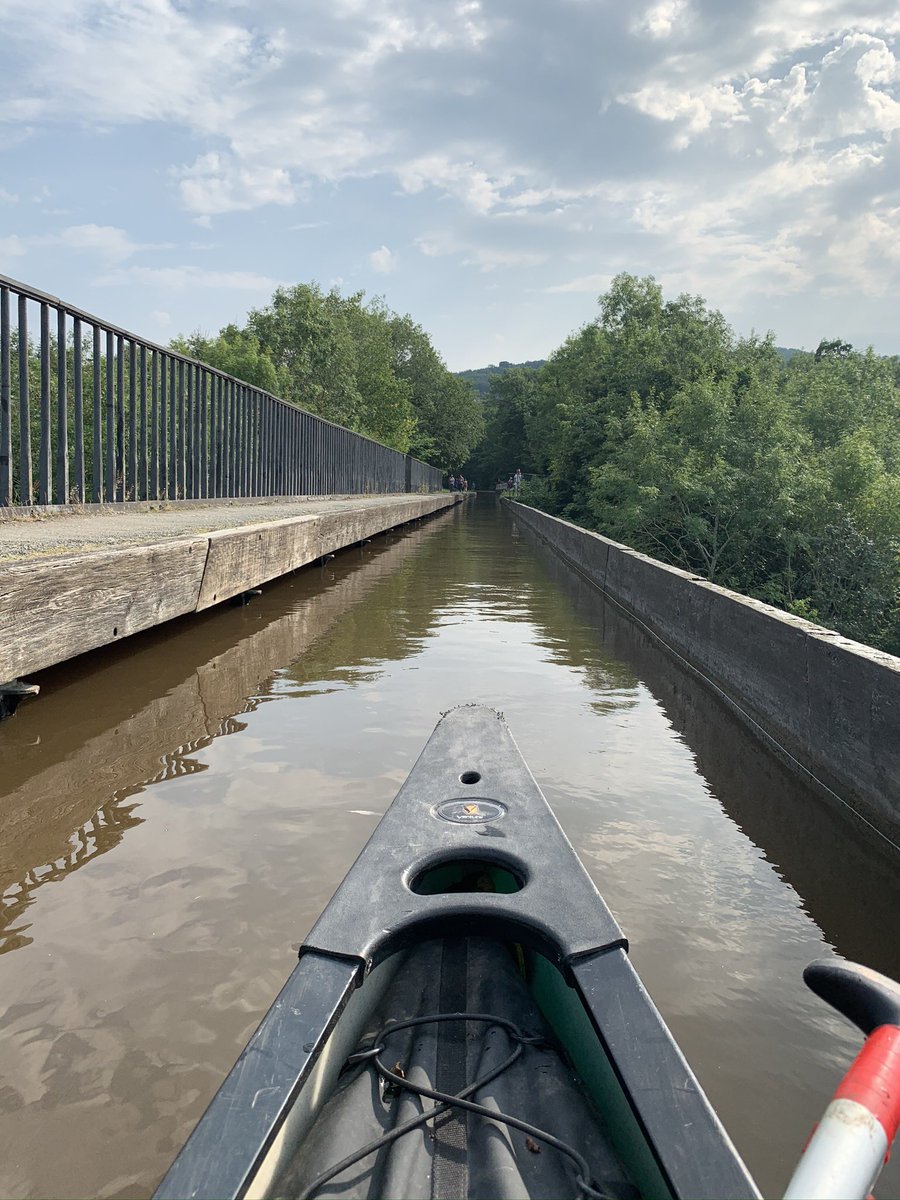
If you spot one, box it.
[170,326,282,394]
[340,295,415,450]
[465,367,539,486]
[468,273,899,654]
[246,283,362,428]
[390,314,483,465]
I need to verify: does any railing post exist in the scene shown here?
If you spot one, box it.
[185,361,194,498]
[150,349,158,500]
[251,392,259,497]
[291,410,298,494]
[92,325,101,502]
[39,301,51,505]
[168,356,177,499]
[73,316,84,503]
[222,378,232,497]
[55,307,68,503]
[176,359,185,499]
[209,373,219,498]
[237,381,244,498]
[198,365,206,498]
[17,295,32,505]
[105,330,115,501]
[0,286,10,506]
[158,352,168,500]
[255,395,264,497]
[128,339,137,500]
[115,334,125,501]
[139,343,148,500]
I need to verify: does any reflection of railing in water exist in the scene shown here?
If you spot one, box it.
[1,798,143,953]
[0,514,452,955]
[0,700,261,952]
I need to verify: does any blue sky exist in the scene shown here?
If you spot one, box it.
[1,0,899,370]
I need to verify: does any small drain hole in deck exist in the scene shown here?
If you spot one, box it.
[459,771,481,784]
[411,857,523,895]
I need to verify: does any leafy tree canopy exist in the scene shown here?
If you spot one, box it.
[467,272,899,654]
[172,284,482,463]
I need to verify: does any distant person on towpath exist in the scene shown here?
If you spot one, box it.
[513,469,523,492]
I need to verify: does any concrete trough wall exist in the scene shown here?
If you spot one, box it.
[1,494,457,683]
[511,501,900,831]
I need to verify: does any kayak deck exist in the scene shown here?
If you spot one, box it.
[278,936,637,1200]
[154,707,760,1200]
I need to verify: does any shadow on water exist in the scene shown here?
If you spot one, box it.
[0,509,456,955]
[517,513,900,981]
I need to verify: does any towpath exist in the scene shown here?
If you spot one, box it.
[0,495,430,562]
[0,492,456,686]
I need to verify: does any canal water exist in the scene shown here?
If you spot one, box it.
[1,496,898,1199]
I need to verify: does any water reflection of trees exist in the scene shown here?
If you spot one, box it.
[519,522,900,980]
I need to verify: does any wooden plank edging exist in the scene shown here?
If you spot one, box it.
[0,495,456,683]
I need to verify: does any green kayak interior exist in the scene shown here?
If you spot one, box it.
[243,932,666,1199]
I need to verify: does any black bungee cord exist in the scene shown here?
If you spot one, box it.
[298,1012,615,1200]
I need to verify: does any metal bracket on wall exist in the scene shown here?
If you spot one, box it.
[230,588,263,608]
[0,679,40,721]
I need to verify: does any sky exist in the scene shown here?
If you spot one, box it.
[1,0,899,372]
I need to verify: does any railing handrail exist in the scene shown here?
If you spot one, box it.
[0,271,433,461]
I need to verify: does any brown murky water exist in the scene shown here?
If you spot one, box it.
[1,496,898,1199]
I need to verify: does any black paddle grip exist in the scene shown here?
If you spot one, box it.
[804,959,900,1036]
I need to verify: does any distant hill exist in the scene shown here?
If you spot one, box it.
[459,350,804,394]
[456,359,546,396]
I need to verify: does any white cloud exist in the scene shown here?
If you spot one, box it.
[3,225,154,266]
[0,235,26,258]
[95,265,286,291]
[0,0,260,131]
[177,153,296,215]
[397,154,512,214]
[415,229,546,271]
[545,272,614,294]
[636,0,691,39]
[51,223,140,262]
[0,187,18,203]
[462,246,548,272]
[2,0,900,358]
[369,244,397,273]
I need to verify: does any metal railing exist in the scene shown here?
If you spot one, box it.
[0,274,443,506]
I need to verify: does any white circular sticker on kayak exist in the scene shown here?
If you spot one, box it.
[434,798,507,824]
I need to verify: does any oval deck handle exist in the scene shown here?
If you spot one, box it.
[804,959,900,1035]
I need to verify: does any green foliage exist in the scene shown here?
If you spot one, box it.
[170,326,283,395]
[475,272,900,655]
[455,359,546,397]
[389,313,483,465]
[177,284,480,462]
[464,367,540,486]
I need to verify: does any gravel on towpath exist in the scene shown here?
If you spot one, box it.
[0,495,433,562]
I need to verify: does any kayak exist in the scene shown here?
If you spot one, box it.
[153,706,900,1200]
